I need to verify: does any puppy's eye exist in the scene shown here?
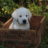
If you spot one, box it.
[19,15,22,17]
[26,15,28,17]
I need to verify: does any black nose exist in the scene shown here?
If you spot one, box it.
[23,20,26,24]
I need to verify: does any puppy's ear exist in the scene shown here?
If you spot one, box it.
[11,10,17,19]
[11,9,19,19]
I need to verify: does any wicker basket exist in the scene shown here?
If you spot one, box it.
[0,16,45,48]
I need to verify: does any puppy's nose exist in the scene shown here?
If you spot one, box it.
[23,20,26,24]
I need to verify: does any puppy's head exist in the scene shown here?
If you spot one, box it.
[12,7,32,25]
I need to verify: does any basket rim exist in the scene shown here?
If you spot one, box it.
[0,28,36,32]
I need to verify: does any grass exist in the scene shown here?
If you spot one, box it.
[39,27,48,48]
[39,13,48,48]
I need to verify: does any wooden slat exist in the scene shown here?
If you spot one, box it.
[3,18,13,28]
[0,29,40,48]
[40,16,45,23]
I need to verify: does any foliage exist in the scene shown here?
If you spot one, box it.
[0,0,19,17]
[27,3,42,16]
[0,0,48,17]
[13,0,31,3]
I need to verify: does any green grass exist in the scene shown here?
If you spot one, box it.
[39,28,48,48]
[39,13,48,48]
[0,46,5,48]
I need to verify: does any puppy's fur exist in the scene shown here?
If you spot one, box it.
[9,7,32,30]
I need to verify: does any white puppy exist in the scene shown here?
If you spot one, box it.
[9,7,32,30]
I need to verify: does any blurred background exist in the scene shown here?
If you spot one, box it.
[0,0,48,48]
[0,0,48,22]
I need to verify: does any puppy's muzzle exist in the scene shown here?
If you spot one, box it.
[23,19,26,24]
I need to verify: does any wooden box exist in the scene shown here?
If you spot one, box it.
[0,16,45,48]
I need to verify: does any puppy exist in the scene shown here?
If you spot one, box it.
[9,7,32,30]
